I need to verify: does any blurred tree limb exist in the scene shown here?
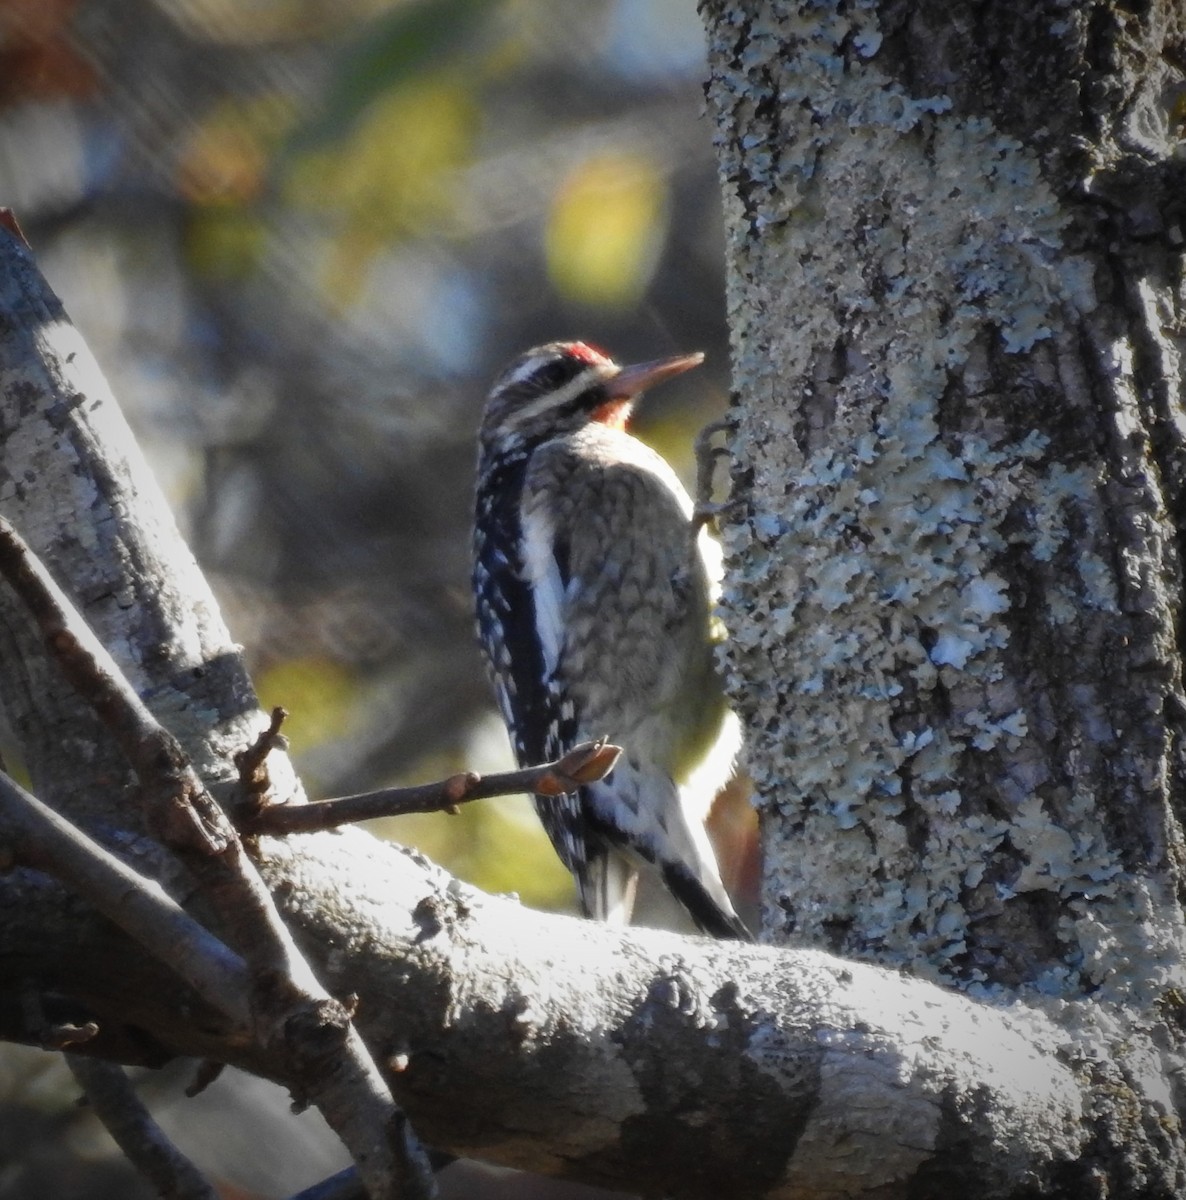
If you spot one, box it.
[66,1055,219,1200]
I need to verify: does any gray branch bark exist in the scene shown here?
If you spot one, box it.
[7,822,1087,1198]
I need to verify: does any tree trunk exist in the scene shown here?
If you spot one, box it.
[704,0,1186,1190]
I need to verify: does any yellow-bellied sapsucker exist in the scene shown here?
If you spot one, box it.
[472,341,748,939]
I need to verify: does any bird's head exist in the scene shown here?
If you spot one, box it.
[479,340,704,456]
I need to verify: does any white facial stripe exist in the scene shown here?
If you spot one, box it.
[504,364,617,430]
[505,354,551,387]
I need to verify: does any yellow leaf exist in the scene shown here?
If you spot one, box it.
[255,656,357,756]
[546,150,669,309]
[286,73,476,304]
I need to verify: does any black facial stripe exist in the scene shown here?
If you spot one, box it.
[534,357,587,392]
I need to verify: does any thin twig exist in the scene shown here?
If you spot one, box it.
[0,768,252,1030]
[0,515,234,862]
[67,1056,220,1200]
[243,740,622,836]
[236,706,290,811]
[0,516,437,1200]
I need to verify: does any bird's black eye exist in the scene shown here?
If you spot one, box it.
[533,358,585,392]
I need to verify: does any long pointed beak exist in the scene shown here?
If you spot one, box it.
[604,351,705,400]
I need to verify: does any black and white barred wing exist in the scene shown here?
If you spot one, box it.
[472,455,584,875]
[520,434,748,937]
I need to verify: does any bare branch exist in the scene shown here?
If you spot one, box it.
[236,705,290,808]
[0,514,234,858]
[67,1056,219,1200]
[0,768,252,1030]
[0,515,436,1200]
[3,823,1091,1198]
[243,740,621,836]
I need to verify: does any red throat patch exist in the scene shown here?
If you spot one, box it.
[591,399,633,429]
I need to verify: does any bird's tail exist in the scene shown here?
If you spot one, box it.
[666,780,752,939]
[661,859,751,940]
[581,765,752,940]
[579,848,639,925]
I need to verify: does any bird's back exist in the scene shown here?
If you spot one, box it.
[471,340,748,938]
[521,425,745,936]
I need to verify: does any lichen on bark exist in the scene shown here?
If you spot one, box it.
[704,0,1186,1009]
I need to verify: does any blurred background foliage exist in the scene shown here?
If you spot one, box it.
[0,0,752,1193]
[1,0,748,917]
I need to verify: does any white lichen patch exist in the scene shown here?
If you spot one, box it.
[705,2,1185,999]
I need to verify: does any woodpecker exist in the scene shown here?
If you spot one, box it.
[472,340,748,939]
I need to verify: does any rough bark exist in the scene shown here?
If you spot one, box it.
[703,0,1186,1192]
[707,0,1186,993]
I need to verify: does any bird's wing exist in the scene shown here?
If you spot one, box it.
[522,434,748,937]
[523,433,705,754]
[473,452,584,874]
[520,439,694,847]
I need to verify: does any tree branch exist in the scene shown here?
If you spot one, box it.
[0,768,252,1031]
[242,740,621,836]
[1,825,1092,1198]
[0,511,436,1200]
[67,1055,219,1200]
